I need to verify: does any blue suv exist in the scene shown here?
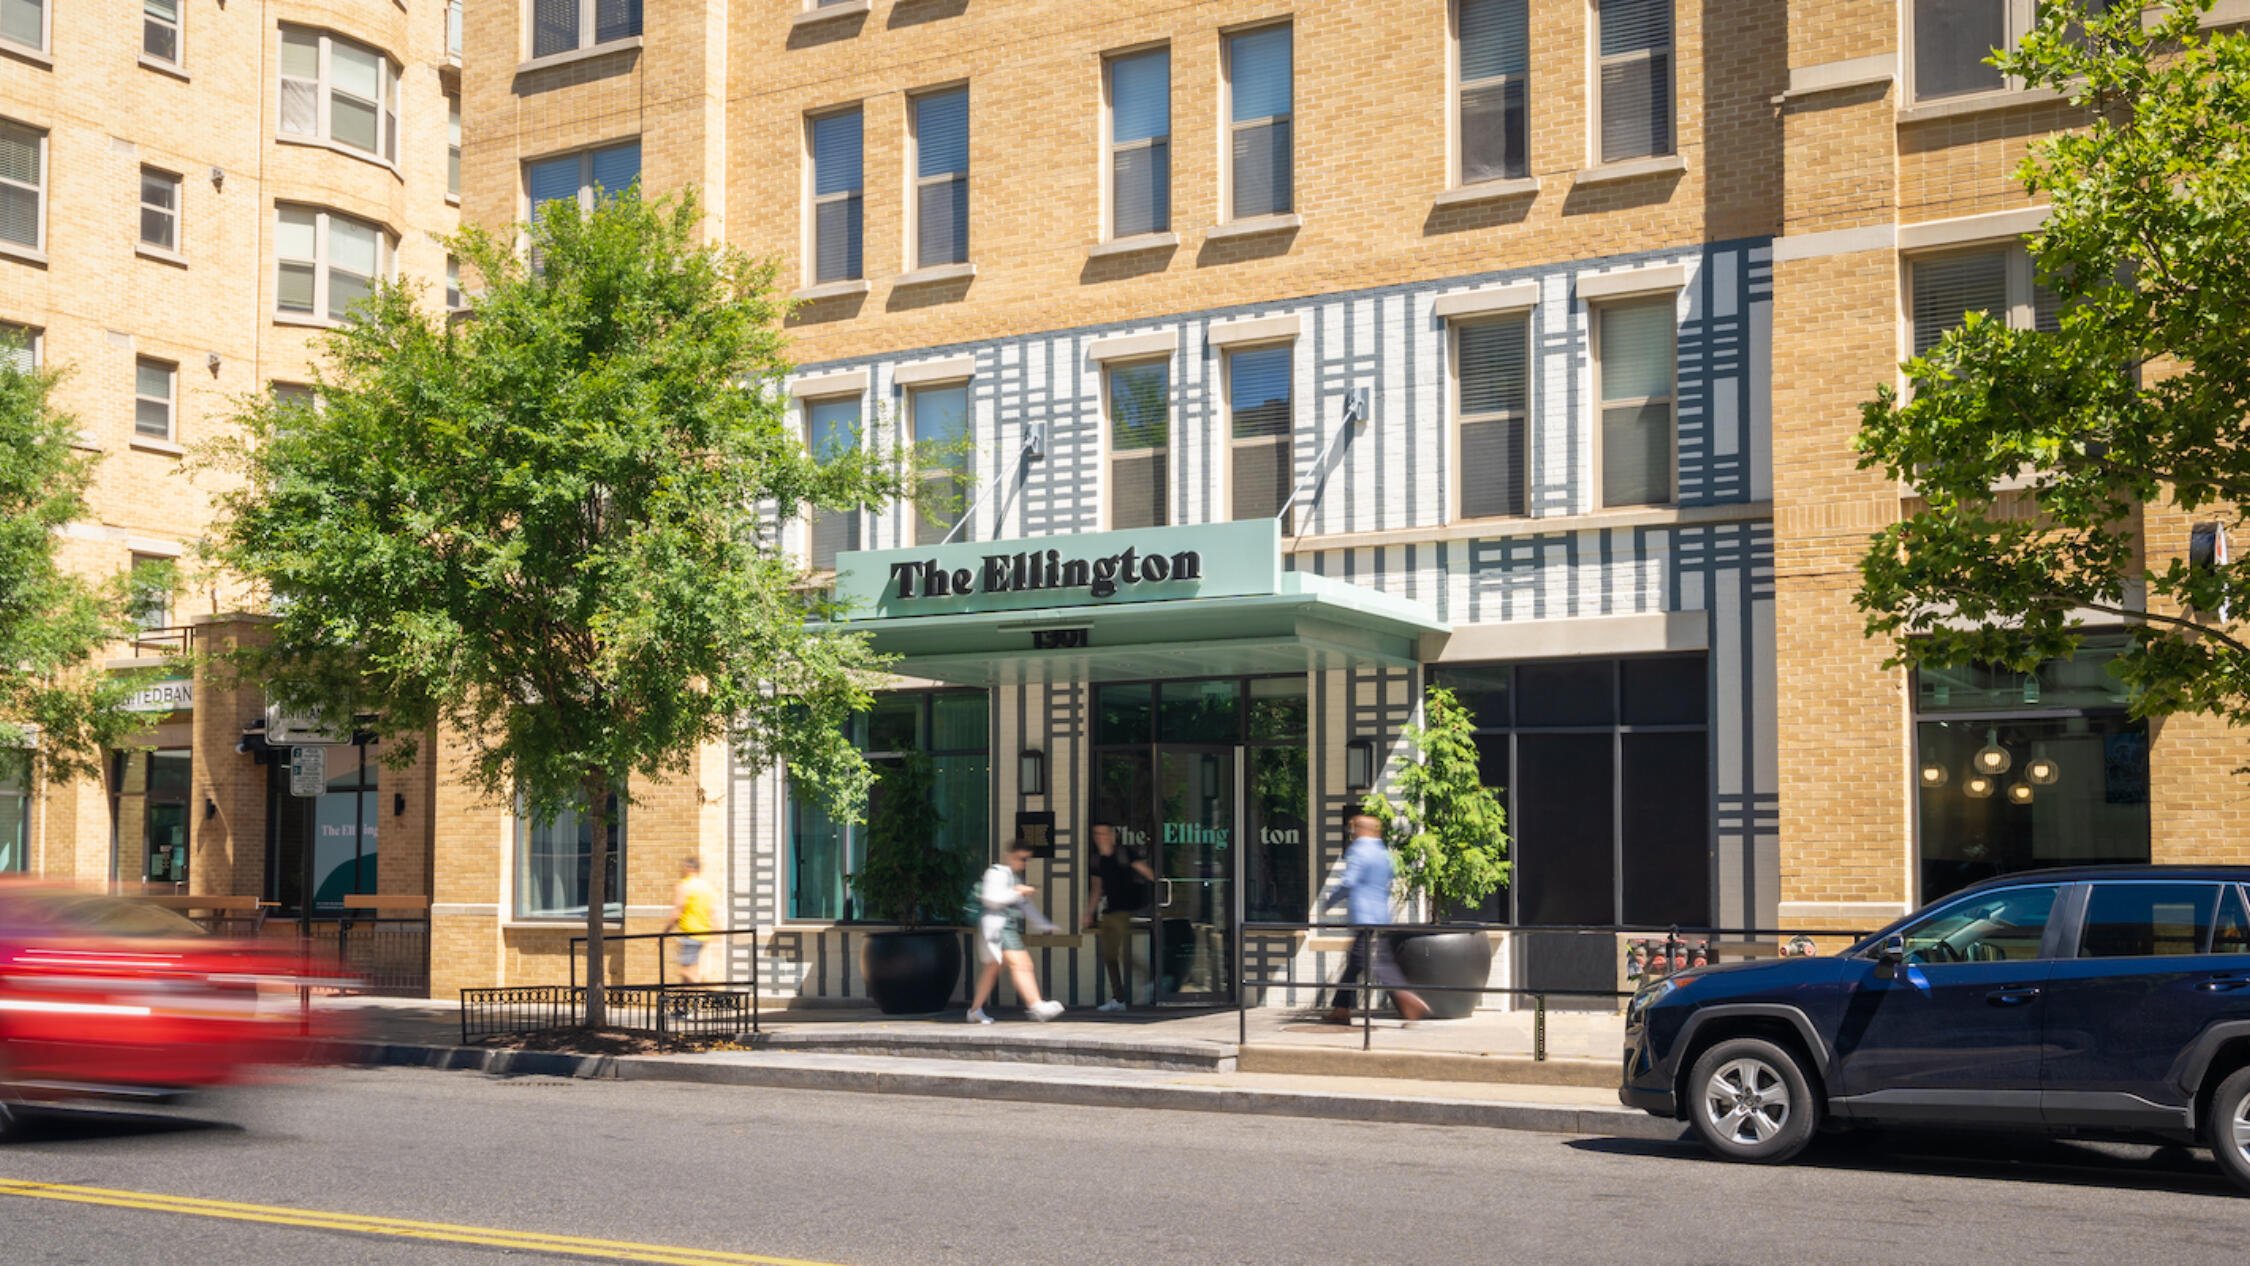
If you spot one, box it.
[1621,866,2250,1189]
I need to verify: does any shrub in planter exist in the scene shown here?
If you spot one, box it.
[1363,686,1511,1019]
[852,749,980,1014]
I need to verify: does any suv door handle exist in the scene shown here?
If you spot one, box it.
[2198,976,2250,992]
[1987,986,2043,1006]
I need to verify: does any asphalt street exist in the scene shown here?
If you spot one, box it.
[2,1066,2245,1266]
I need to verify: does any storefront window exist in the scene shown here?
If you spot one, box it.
[113,748,192,887]
[0,748,28,873]
[1915,637,2147,902]
[268,743,379,916]
[789,690,989,921]
[1434,656,1710,927]
[515,796,624,920]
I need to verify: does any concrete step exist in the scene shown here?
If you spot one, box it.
[1238,1045,1614,1088]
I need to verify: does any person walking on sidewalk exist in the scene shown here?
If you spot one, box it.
[664,855,719,985]
[1082,823,1156,1011]
[969,838,1066,1025]
[1320,812,1429,1025]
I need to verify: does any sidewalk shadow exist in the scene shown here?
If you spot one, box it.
[1567,1130,2241,1198]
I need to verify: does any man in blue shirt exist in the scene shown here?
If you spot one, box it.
[1319,811,1429,1024]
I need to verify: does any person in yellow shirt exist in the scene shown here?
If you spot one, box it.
[666,855,719,985]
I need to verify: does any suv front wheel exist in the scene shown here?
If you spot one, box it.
[1686,1037,1818,1163]
[2204,1065,2250,1194]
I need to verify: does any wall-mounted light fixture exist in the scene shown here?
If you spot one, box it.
[1345,737,1376,793]
[203,797,217,820]
[1018,748,1046,798]
[393,792,407,817]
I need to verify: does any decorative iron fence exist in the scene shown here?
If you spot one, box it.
[461,928,762,1044]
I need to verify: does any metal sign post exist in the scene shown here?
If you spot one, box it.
[288,745,326,797]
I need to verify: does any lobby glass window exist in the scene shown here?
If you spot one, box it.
[911,383,971,546]
[1434,656,1710,926]
[1596,0,1673,162]
[1107,47,1171,238]
[276,206,391,322]
[268,744,380,915]
[790,691,989,922]
[143,0,180,65]
[1909,244,2060,357]
[278,27,400,164]
[515,795,623,919]
[2,0,44,54]
[1225,24,1292,220]
[1458,0,1529,183]
[804,395,863,570]
[1595,296,1675,507]
[1456,314,1530,519]
[0,747,27,873]
[526,140,640,217]
[1228,346,1292,523]
[912,87,969,269]
[0,119,45,253]
[139,167,180,253]
[532,0,641,59]
[1107,361,1170,530]
[810,108,864,284]
[1915,635,2148,902]
[133,358,175,441]
[447,93,462,199]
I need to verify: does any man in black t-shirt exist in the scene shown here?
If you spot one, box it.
[1082,823,1157,1011]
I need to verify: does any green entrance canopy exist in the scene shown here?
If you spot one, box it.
[824,522,1447,686]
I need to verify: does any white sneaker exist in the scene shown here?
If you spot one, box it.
[966,1008,993,1025]
[1097,998,1127,1013]
[1030,1000,1065,1022]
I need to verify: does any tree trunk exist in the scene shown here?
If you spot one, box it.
[582,772,612,1030]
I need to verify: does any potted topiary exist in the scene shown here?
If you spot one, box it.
[852,749,981,1014]
[1362,685,1511,1020]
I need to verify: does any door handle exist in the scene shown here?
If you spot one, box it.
[2198,976,2250,992]
[1986,986,2043,1006]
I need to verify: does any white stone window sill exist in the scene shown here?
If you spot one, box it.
[131,436,186,457]
[70,431,103,452]
[137,54,189,81]
[136,243,187,268]
[792,278,870,301]
[1205,213,1301,242]
[1574,154,1687,187]
[1089,231,1179,259]
[273,311,341,330]
[514,36,643,76]
[893,262,975,287]
[0,240,49,267]
[501,918,627,932]
[274,132,405,181]
[794,0,871,26]
[445,193,461,208]
[1434,177,1539,207]
[1,39,53,69]
[1896,85,2066,124]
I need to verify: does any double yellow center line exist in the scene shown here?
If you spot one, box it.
[0,1178,851,1266]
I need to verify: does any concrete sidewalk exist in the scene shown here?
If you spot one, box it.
[308,995,1668,1140]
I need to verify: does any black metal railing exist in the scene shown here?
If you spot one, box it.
[337,913,430,998]
[1232,921,1876,1055]
[459,928,762,1044]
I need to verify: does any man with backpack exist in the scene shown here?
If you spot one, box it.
[1082,822,1157,1011]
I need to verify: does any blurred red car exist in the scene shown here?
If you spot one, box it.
[0,881,344,1130]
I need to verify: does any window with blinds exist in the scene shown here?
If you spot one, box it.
[1108,48,1171,239]
[533,0,641,59]
[143,0,180,64]
[139,168,180,252]
[134,357,175,440]
[1226,25,1292,220]
[1458,0,1528,184]
[1909,244,2062,355]
[811,109,864,284]
[525,141,641,219]
[805,396,863,571]
[447,95,462,199]
[912,384,972,545]
[914,88,969,269]
[1597,0,1672,163]
[277,28,399,165]
[1596,297,1675,507]
[1107,361,1170,530]
[1913,0,2009,99]
[1228,347,1293,523]
[0,323,37,374]
[276,206,390,322]
[1456,316,1529,519]
[0,120,41,252]
[1,0,44,53]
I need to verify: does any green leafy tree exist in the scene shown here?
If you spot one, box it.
[1361,686,1510,921]
[203,190,907,1025]
[850,748,979,927]
[0,351,161,780]
[1856,0,2250,723]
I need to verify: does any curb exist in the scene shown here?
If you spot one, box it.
[326,1040,1681,1141]
[751,1029,1235,1073]
[1237,1045,1614,1088]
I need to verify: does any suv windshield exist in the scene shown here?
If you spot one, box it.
[1892,885,2058,964]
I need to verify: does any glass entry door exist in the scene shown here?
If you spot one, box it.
[1154,747,1235,1003]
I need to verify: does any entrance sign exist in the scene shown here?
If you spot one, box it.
[288,745,327,797]
[835,520,1283,619]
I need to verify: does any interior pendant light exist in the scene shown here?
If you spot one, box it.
[1973,728,2012,777]
[1918,762,1949,788]
[1964,773,1997,799]
[2006,781,2035,806]
[2024,747,2059,786]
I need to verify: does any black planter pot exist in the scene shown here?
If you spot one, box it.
[860,928,965,1015]
[1385,929,1494,1020]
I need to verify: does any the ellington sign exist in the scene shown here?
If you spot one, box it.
[836,520,1283,619]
